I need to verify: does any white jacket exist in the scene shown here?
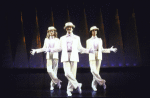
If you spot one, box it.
[57,33,89,62]
[36,38,60,59]
[86,37,110,61]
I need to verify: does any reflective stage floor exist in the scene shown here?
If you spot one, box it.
[2,67,148,98]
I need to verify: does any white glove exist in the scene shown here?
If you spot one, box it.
[30,49,36,55]
[110,46,117,53]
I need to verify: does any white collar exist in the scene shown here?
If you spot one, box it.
[91,36,97,39]
[49,36,54,39]
[66,32,73,37]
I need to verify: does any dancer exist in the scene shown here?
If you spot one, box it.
[30,26,61,90]
[47,22,94,96]
[86,26,117,91]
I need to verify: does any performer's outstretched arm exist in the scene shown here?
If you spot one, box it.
[99,39,117,53]
[102,46,117,53]
[102,46,111,53]
[30,39,47,55]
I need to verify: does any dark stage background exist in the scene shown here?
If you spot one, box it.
[2,0,150,69]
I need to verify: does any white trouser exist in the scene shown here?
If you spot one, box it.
[89,52,106,88]
[47,57,60,87]
[63,52,79,92]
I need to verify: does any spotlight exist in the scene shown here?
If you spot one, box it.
[111,64,114,66]
[133,63,136,66]
[126,63,129,66]
[119,63,122,66]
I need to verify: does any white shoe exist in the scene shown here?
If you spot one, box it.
[103,83,106,90]
[57,80,62,89]
[77,83,82,94]
[67,91,72,96]
[92,85,97,91]
[50,86,54,90]
[92,80,97,91]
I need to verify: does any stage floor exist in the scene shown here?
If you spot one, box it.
[2,67,148,98]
